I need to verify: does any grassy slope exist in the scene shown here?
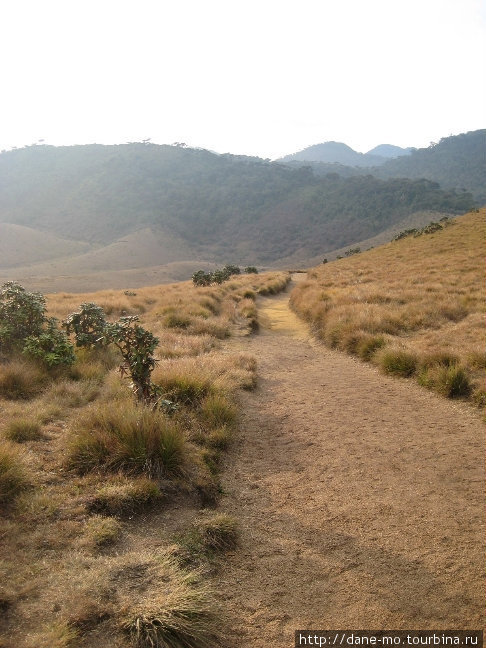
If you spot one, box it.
[290,209,486,407]
[0,271,289,648]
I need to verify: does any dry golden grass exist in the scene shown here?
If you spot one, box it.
[290,209,485,405]
[0,270,288,647]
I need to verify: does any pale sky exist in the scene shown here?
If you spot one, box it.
[1,0,485,159]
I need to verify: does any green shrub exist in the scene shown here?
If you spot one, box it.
[63,302,107,348]
[23,318,75,368]
[378,350,417,377]
[68,403,185,477]
[192,270,213,287]
[244,266,258,274]
[0,281,46,353]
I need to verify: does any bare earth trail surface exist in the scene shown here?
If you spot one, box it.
[216,276,485,646]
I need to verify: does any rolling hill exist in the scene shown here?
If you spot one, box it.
[278,141,411,166]
[0,141,475,290]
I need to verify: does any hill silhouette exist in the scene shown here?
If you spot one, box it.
[278,141,411,166]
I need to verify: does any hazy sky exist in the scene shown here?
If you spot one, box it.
[1,0,485,159]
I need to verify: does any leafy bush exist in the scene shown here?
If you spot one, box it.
[63,302,107,348]
[23,318,75,368]
[244,266,258,274]
[192,270,213,287]
[0,281,46,353]
[193,264,241,286]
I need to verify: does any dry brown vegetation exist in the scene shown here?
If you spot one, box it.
[290,209,485,407]
[0,271,289,647]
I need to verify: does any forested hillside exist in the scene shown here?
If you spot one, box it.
[376,130,486,203]
[0,143,474,270]
[282,130,485,203]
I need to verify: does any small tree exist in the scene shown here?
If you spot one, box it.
[63,302,107,348]
[222,264,240,276]
[104,316,159,404]
[192,270,212,287]
[244,266,258,274]
[0,282,46,352]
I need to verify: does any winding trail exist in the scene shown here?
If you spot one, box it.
[216,278,485,645]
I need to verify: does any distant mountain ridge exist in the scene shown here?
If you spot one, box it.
[278,141,411,166]
[278,130,485,203]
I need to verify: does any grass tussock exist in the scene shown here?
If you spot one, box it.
[87,477,163,516]
[0,358,48,399]
[4,418,43,443]
[120,551,222,648]
[418,363,472,398]
[196,514,238,553]
[81,515,122,548]
[0,440,31,507]
[378,349,418,377]
[290,209,485,404]
[68,402,186,478]
[200,393,237,429]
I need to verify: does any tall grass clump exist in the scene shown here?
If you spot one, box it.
[120,552,222,648]
[196,514,238,552]
[4,419,43,443]
[0,359,47,400]
[0,441,30,507]
[68,402,186,477]
[200,393,237,429]
[418,363,472,398]
[378,349,418,377]
[87,477,163,516]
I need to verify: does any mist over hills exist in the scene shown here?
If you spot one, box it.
[279,130,485,203]
[278,141,412,166]
[0,130,480,290]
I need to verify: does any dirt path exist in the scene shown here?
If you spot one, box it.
[216,279,485,645]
